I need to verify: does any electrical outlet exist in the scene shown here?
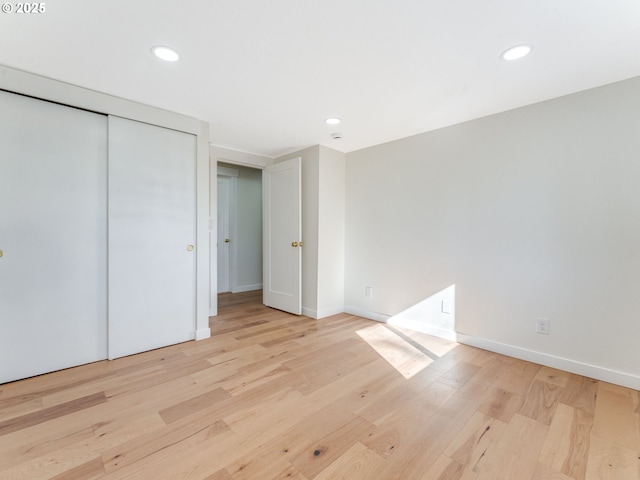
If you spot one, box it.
[536,317,550,335]
[365,286,373,298]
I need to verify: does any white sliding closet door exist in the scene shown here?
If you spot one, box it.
[108,116,196,359]
[0,91,107,384]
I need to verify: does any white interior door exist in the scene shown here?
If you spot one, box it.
[263,157,302,314]
[217,176,231,293]
[108,116,196,360]
[0,91,107,384]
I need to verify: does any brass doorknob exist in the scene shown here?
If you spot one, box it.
[224,239,230,243]
[186,245,194,252]
[0,249,3,258]
[291,242,298,247]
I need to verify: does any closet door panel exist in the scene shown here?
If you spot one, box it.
[108,116,196,359]
[0,91,107,384]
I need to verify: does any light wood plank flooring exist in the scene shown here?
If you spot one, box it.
[1,291,638,479]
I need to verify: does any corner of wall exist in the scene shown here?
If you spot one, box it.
[195,327,211,340]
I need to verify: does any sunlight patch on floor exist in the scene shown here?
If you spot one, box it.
[356,324,434,379]
[388,326,458,358]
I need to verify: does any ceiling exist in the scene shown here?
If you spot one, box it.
[2,1,639,158]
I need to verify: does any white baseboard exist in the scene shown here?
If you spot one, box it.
[389,320,458,342]
[344,305,640,390]
[318,306,345,319]
[302,307,318,320]
[232,283,263,293]
[302,307,318,319]
[344,305,390,323]
[302,306,345,320]
[195,327,211,340]
[457,333,640,391]
[346,305,458,342]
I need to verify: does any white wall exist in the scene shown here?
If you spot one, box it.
[275,145,347,319]
[316,146,346,318]
[345,76,640,389]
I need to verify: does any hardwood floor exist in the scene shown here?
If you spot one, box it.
[1,291,638,479]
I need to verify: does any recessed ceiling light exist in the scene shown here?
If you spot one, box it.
[325,117,341,125]
[500,44,532,61]
[151,45,180,62]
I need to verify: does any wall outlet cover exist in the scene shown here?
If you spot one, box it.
[536,317,550,335]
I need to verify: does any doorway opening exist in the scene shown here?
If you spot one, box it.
[216,162,263,297]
